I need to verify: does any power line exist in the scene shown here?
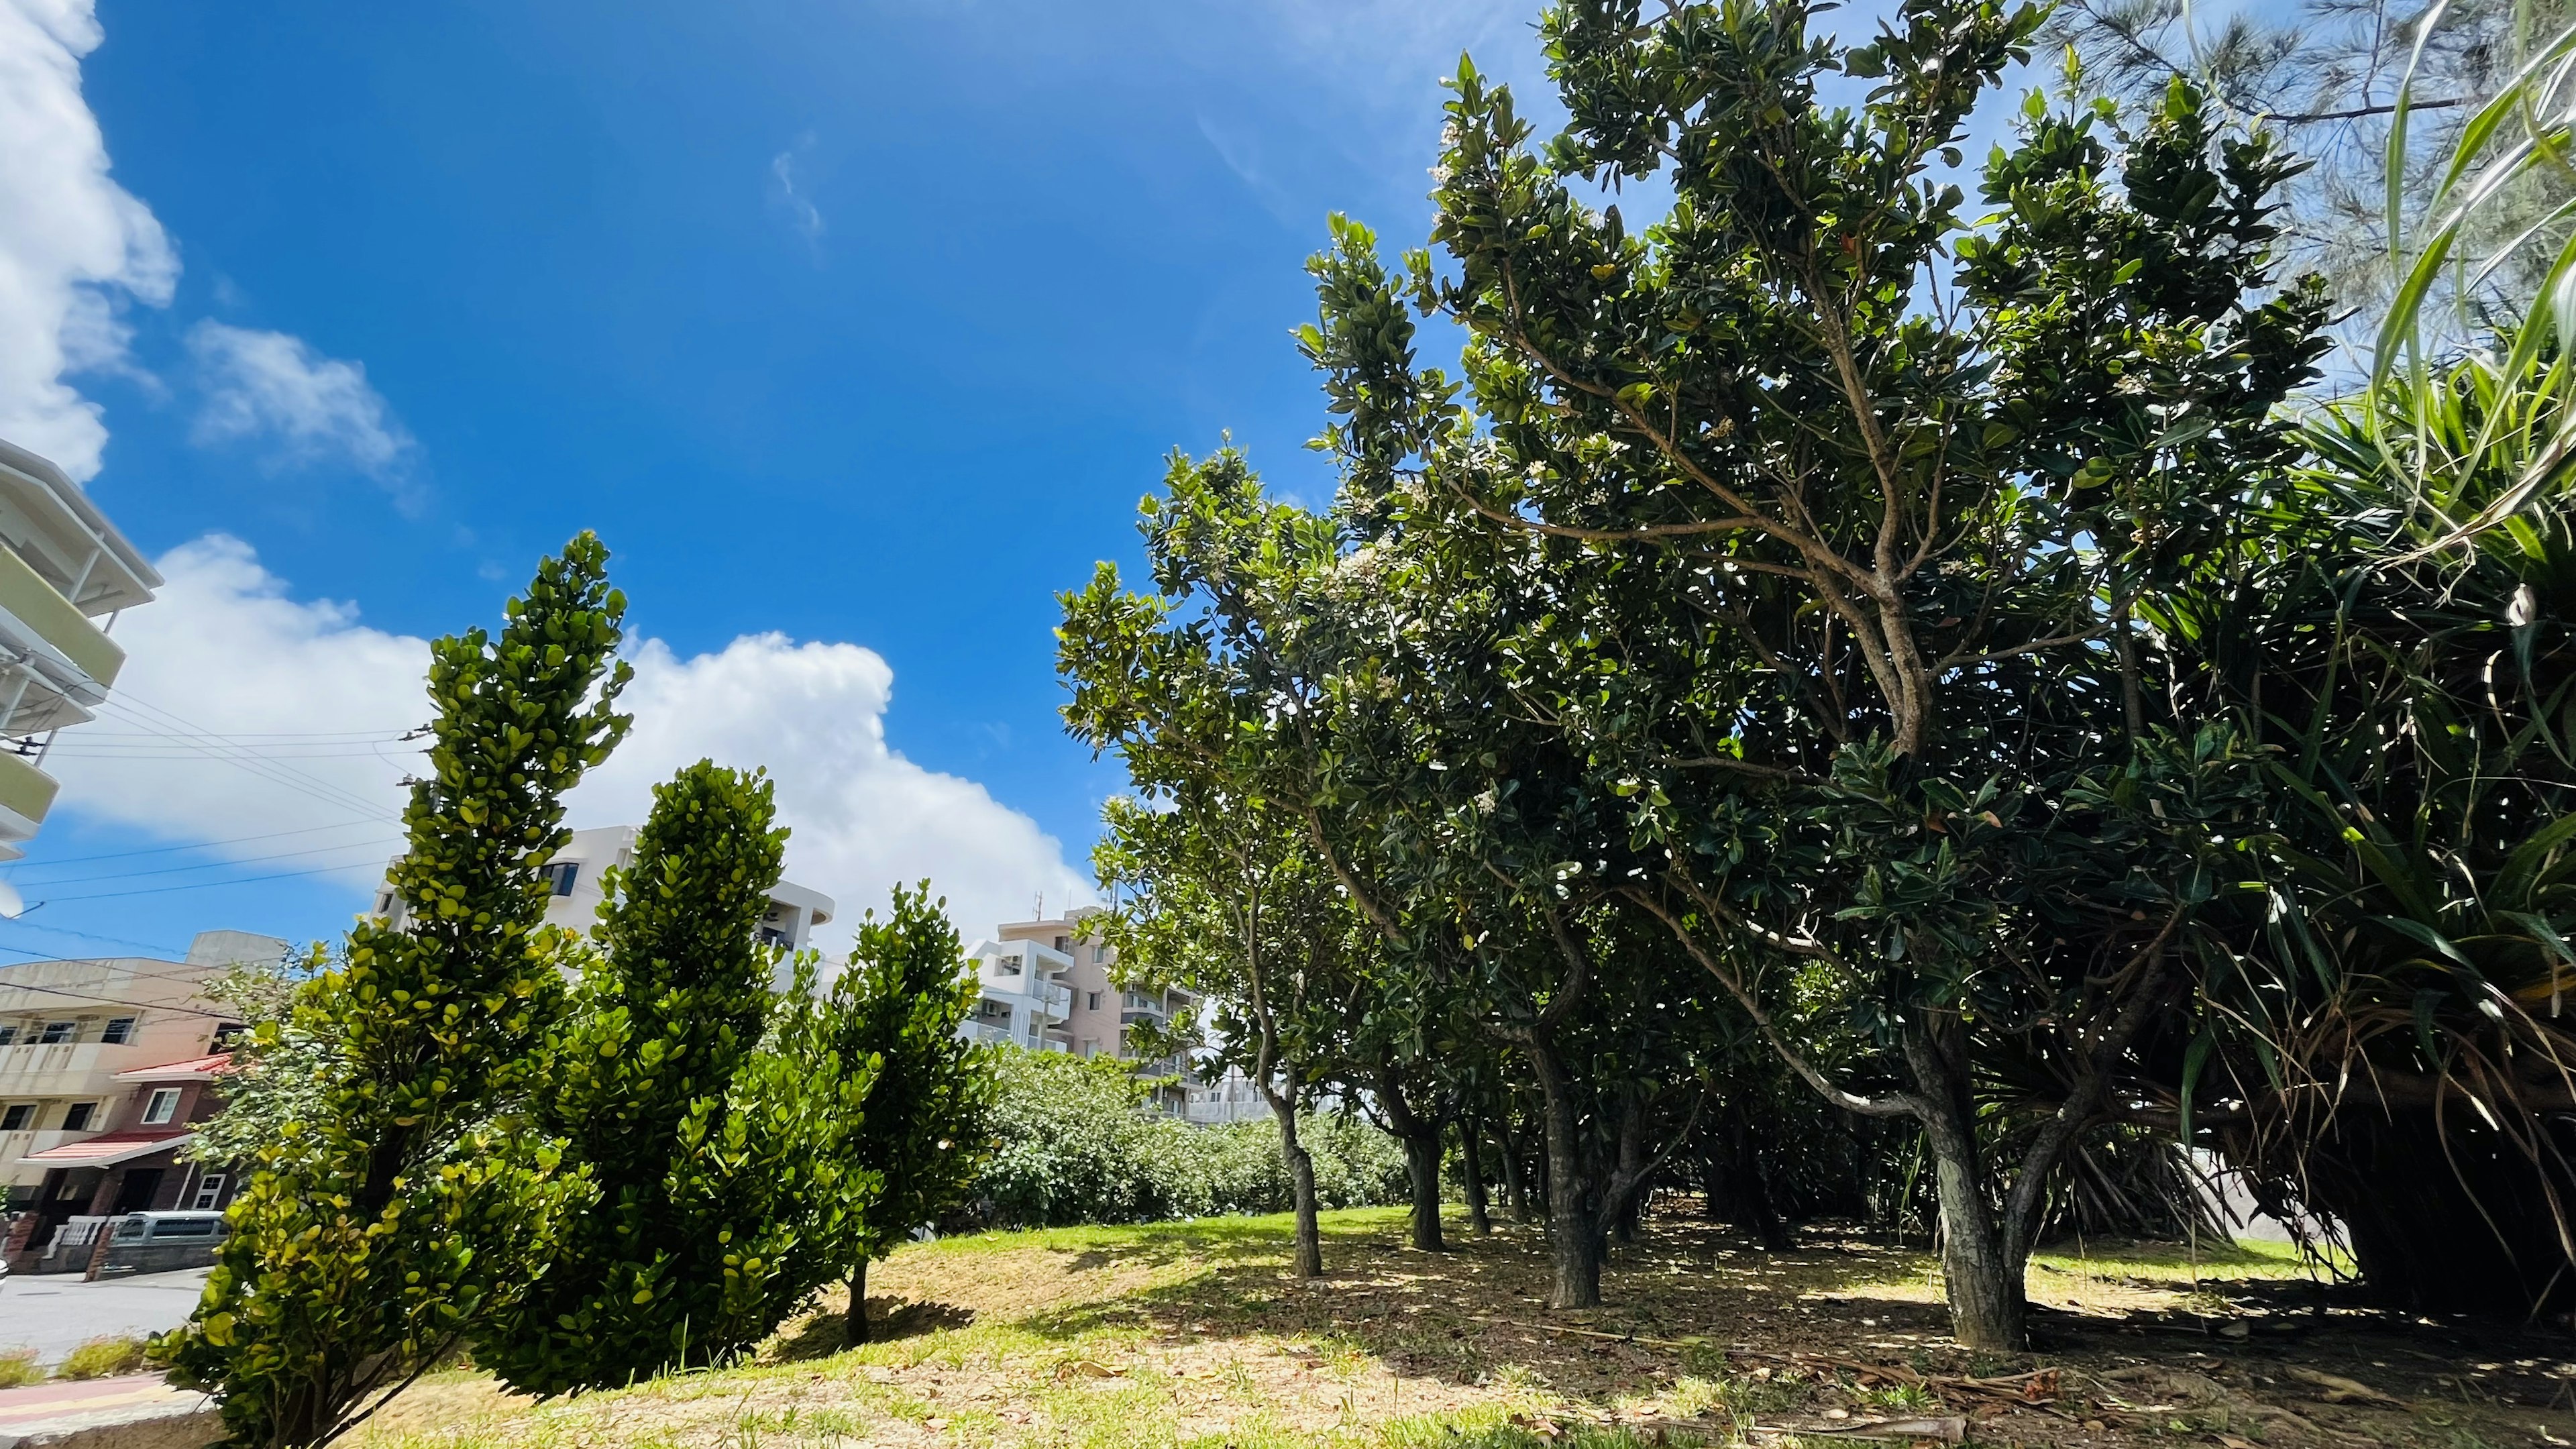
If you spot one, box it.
[36,859,386,903]
[6,837,401,888]
[92,694,401,825]
[0,819,388,868]
[57,729,419,741]
[45,745,425,760]
[0,922,192,956]
[0,970,237,1022]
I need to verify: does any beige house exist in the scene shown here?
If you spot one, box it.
[0,930,280,1232]
[979,908,1196,1109]
[0,438,163,860]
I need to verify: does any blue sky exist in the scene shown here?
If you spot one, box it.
[0,0,1573,961]
[0,0,1978,965]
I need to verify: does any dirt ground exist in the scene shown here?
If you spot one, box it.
[347,1205,2576,1449]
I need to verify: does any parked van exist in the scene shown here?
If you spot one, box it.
[109,1210,227,1244]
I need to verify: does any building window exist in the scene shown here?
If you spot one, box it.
[143,1088,181,1125]
[544,862,580,896]
[0,1025,15,1046]
[0,1104,29,1131]
[1079,1038,1098,1057]
[1093,945,1107,964]
[1053,934,1071,953]
[61,1102,95,1131]
[101,1017,136,1044]
[36,1021,74,1044]
[191,1173,226,1211]
[1086,991,1102,1011]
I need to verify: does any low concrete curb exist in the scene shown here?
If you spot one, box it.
[0,1377,219,1449]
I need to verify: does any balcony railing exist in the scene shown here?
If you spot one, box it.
[0,543,121,696]
[0,752,57,836]
[1035,981,1072,1019]
[0,1038,107,1087]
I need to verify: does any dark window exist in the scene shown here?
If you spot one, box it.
[1053,935,1071,953]
[101,1017,135,1044]
[37,1021,74,1044]
[0,1025,15,1046]
[62,1102,95,1131]
[212,1022,248,1049]
[545,862,580,896]
[150,1216,217,1238]
[1087,991,1102,1011]
[191,1173,227,1210]
[0,1104,30,1130]
[111,1168,162,1215]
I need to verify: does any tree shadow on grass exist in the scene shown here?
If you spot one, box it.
[1017,1212,1941,1405]
[767,1297,978,1362]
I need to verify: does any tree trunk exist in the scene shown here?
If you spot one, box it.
[1529,1042,1599,1309]
[1374,1059,1446,1252]
[1400,1126,1448,1252]
[1271,1095,1324,1277]
[845,1258,869,1345]
[1904,1026,2025,1351]
[1498,1120,1531,1224]
[1459,1111,1493,1235]
[1729,1108,1792,1250]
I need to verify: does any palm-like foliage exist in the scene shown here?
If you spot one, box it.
[2155,332,2576,1311]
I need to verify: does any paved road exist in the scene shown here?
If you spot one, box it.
[0,1269,209,1364]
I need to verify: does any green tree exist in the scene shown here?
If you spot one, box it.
[186,946,331,1178]
[816,884,995,1344]
[159,535,633,1449]
[1087,791,1373,1278]
[482,761,843,1393]
[1276,0,2327,1347]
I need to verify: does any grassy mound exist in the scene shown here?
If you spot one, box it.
[344,1208,2573,1449]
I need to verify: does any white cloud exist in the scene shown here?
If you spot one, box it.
[0,0,178,480]
[38,535,1086,949]
[187,321,417,481]
[769,148,825,246]
[575,633,1087,943]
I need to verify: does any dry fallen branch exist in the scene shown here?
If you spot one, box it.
[2284,1365,2408,1409]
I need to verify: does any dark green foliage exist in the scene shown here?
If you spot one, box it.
[974,1051,1406,1227]
[482,762,849,1393]
[811,884,995,1338]
[160,535,633,1449]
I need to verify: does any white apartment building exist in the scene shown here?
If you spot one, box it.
[375,825,836,973]
[0,439,162,859]
[1183,1065,1271,1125]
[0,930,282,1216]
[965,908,1199,1110]
[961,935,1075,1051]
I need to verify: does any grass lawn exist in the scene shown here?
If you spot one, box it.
[350,1207,2575,1449]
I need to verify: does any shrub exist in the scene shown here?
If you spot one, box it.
[0,1350,39,1389]
[56,1337,148,1381]
[974,1050,1404,1226]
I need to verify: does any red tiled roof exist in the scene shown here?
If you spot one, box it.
[111,1053,233,1082]
[19,1129,192,1167]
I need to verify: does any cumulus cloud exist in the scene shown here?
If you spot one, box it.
[40,536,1087,948]
[187,321,417,482]
[0,0,178,480]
